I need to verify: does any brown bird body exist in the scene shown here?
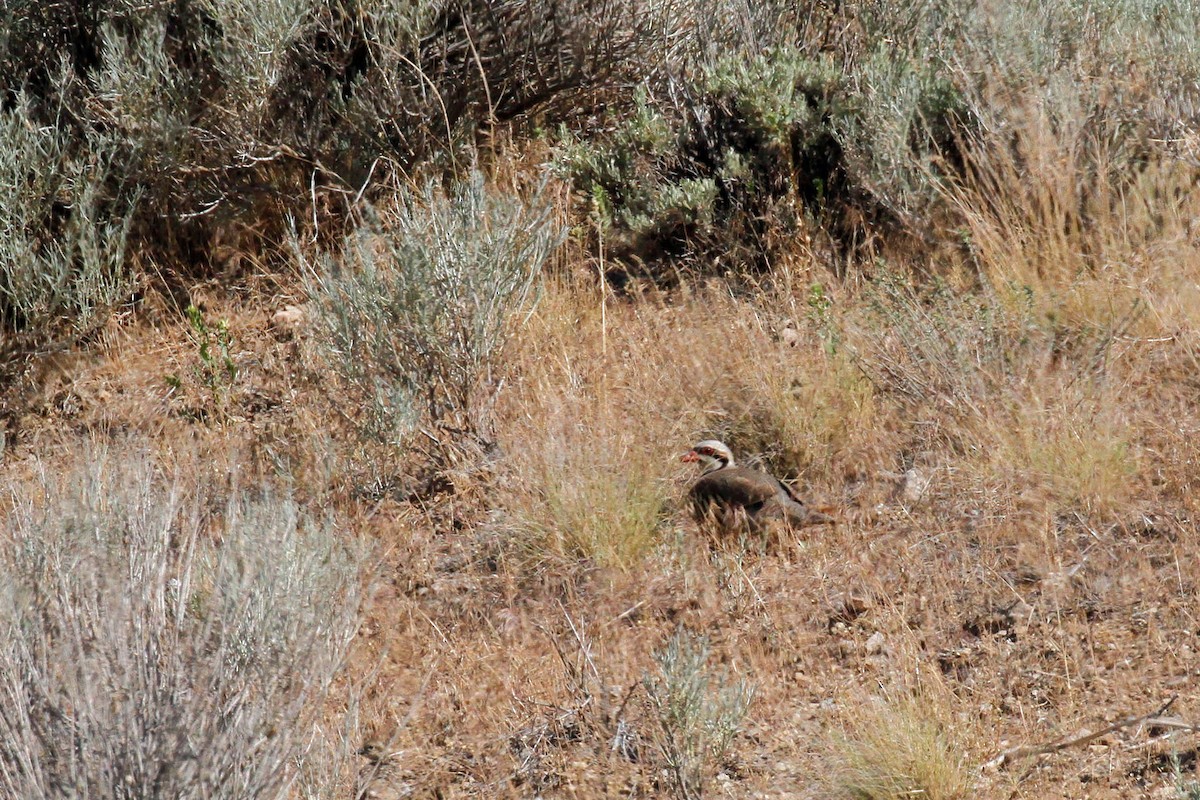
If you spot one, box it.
[356,739,409,800]
[683,440,834,536]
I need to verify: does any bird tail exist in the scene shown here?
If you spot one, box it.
[804,506,838,526]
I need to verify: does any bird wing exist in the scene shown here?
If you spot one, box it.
[774,476,810,508]
[691,466,834,530]
[690,467,783,511]
[764,478,837,526]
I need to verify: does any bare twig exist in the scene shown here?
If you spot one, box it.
[986,696,1181,770]
[1141,716,1200,734]
[559,600,602,683]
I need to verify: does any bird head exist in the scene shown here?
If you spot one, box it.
[358,738,398,764]
[681,440,735,473]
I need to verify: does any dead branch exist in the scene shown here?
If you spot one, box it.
[986,696,1184,770]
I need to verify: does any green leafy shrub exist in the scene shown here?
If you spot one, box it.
[556,39,969,281]
[557,94,718,265]
[165,304,240,424]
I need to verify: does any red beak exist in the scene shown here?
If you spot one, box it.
[681,451,699,463]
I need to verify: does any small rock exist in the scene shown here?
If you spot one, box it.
[271,304,305,330]
[898,467,931,503]
[827,593,871,628]
[865,631,886,655]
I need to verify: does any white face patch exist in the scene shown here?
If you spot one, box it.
[691,440,734,470]
[689,440,734,473]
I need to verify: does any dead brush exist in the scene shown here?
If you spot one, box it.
[507,612,758,800]
[507,603,645,793]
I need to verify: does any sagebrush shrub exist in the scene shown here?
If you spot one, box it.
[556,36,969,280]
[0,96,136,340]
[644,631,754,800]
[0,448,364,799]
[304,172,563,449]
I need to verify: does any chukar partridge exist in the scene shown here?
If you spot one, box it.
[355,739,409,800]
[682,439,834,535]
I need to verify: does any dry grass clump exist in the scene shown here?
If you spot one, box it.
[830,693,973,800]
[974,386,1138,516]
[0,445,364,799]
[526,434,670,570]
[730,341,883,484]
[947,111,1200,335]
[845,89,1200,518]
[846,257,1152,518]
[494,277,694,569]
[496,271,884,569]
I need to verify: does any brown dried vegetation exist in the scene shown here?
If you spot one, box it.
[3,1,1200,799]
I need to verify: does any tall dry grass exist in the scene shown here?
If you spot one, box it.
[494,269,891,570]
[945,110,1200,335]
[830,692,973,800]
